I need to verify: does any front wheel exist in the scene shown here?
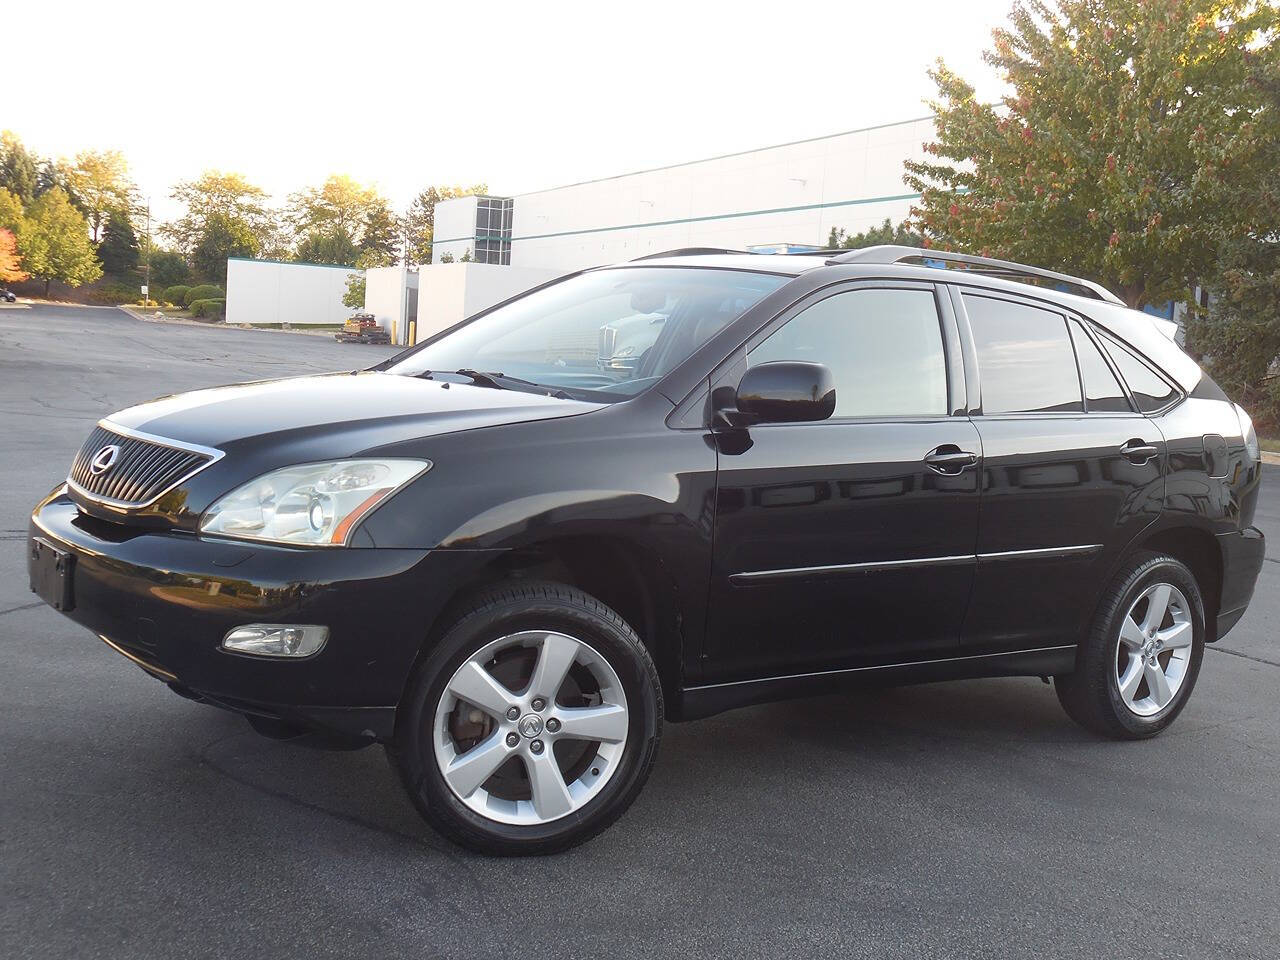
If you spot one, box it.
[1055,551,1205,739]
[390,581,662,855]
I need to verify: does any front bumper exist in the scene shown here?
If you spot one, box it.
[1215,526,1266,640]
[28,490,502,740]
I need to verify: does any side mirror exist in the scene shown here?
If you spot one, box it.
[719,361,836,427]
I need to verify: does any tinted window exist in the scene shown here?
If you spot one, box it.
[1099,333,1179,412]
[748,288,947,417]
[965,295,1082,414]
[1069,320,1131,412]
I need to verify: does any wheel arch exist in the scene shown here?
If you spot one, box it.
[1130,525,1223,639]
[401,535,690,720]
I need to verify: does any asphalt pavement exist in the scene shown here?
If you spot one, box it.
[1,302,1278,959]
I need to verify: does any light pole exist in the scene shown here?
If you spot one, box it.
[143,199,151,308]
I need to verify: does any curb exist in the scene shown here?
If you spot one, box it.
[117,305,340,338]
[1262,451,1280,466]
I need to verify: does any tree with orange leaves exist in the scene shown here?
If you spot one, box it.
[0,228,26,284]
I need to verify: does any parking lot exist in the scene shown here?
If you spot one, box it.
[2,301,1279,959]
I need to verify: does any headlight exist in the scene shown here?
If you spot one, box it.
[1235,404,1260,463]
[199,459,430,546]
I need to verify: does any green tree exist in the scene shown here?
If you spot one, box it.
[0,186,24,232]
[400,183,487,265]
[97,207,139,275]
[904,0,1278,308]
[288,174,375,235]
[18,187,102,295]
[163,170,276,257]
[191,212,259,282]
[0,131,39,206]
[68,150,138,243]
[295,228,360,266]
[0,228,27,284]
[147,249,190,289]
[359,198,400,266]
[287,175,396,264]
[1183,58,1280,419]
[827,218,924,250]
[35,158,79,206]
[343,273,366,309]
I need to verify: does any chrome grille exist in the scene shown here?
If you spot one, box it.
[68,423,219,508]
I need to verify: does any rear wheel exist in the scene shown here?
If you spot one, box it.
[1055,552,1205,739]
[390,581,662,855]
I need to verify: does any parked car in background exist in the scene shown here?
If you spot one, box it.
[28,245,1264,855]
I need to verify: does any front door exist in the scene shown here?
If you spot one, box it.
[703,282,982,683]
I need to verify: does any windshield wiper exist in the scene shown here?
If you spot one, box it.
[459,369,552,389]
[412,368,573,399]
[452,368,506,389]
[410,368,508,388]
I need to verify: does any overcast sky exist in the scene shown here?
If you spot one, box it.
[7,0,1012,223]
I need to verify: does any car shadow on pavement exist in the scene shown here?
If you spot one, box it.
[172,675,1097,859]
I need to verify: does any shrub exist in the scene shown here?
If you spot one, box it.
[183,284,224,307]
[189,298,225,319]
[163,284,190,306]
[82,280,143,305]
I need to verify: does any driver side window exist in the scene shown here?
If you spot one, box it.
[748,287,948,418]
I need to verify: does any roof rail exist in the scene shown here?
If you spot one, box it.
[631,247,749,261]
[827,245,1123,304]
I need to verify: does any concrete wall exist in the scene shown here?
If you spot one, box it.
[431,116,935,272]
[416,263,559,343]
[363,265,419,343]
[225,258,357,326]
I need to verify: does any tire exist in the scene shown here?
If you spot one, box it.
[389,580,663,855]
[1055,551,1205,740]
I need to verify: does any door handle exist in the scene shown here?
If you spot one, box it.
[924,446,978,475]
[1119,439,1159,465]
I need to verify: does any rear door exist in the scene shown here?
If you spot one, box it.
[703,280,982,682]
[953,287,1165,653]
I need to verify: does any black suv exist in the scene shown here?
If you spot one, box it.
[28,246,1265,854]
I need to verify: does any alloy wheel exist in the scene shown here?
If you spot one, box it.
[432,630,630,826]
[1114,581,1194,717]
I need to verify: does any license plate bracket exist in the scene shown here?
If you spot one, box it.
[29,537,75,612]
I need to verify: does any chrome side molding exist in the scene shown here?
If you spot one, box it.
[730,544,1102,584]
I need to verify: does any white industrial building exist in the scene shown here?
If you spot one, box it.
[432,116,935,271]
[225,116,937,345]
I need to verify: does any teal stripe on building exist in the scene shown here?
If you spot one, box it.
[434,191,924,247]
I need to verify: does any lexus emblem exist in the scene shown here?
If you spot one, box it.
[89,444,121,475]
[518,714,544,738]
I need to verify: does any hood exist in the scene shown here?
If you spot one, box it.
[105,371,604,450]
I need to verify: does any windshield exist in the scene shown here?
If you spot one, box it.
[384,267,788,399]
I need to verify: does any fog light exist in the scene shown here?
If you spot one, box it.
[221,624,328,658]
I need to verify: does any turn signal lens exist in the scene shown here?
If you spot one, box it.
[221,624,329,658]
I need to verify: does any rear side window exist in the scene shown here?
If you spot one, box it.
[964,294,1082,414]
[748,287,947,418]
[1098,333,1180,412]
[1069,320,1131,412]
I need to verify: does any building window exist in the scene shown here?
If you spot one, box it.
[473,196,513,264]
